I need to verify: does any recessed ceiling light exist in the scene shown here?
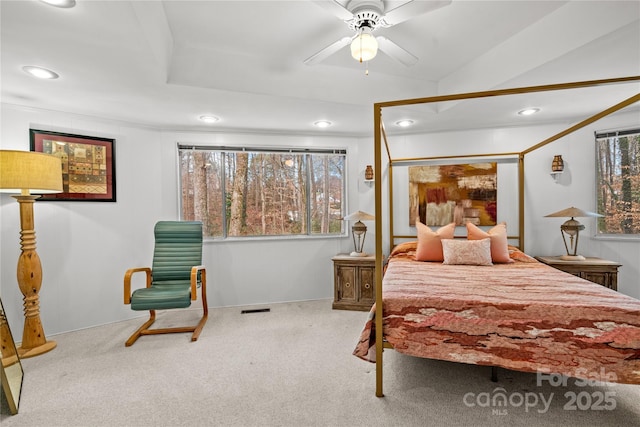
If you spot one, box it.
[314,120,332,128]
[199,115,219,124]
[517,108,540,116]
[395,119,414,127]
[22,66,59,80]
[39,0,76,8]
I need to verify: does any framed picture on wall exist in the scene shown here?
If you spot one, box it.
[30,129,116,201]
[409,163,497,226]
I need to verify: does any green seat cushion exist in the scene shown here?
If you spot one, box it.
[130,283,192,311]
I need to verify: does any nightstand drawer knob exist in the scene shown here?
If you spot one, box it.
[364,283,371,289]
[345,282,351,288]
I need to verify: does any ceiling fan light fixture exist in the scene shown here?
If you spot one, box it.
[350,27,378,62]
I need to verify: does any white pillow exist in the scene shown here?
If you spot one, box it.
[442,238,493,266]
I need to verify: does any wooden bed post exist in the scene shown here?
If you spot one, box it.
[374,103,385,397]
[518,153,525,251]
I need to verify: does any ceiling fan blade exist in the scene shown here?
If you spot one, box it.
[304,36,352,65]
[311,0,353,21]
[382,0,452,27]
[376,36,418,67]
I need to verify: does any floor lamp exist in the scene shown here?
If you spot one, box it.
[0,150,62,358]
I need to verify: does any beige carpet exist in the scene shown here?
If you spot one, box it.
[2,299,639,426]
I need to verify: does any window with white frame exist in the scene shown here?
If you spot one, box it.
[595,128,640,235]
[178,144,346,239]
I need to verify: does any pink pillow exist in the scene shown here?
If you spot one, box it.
[466,222,513,263]
[415,221,455,261]
[442,238,493,266]
[390,241,418,258]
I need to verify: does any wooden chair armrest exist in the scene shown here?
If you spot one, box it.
[124,267,152,304]
[190,265,206,301]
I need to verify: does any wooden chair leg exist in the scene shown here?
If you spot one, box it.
[190,314,208,342]
[191,281,209,341]
[125,310,156,347]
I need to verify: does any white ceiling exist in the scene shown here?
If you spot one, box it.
[1,0,639,136]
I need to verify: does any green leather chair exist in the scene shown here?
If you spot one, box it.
[124,221,208,346]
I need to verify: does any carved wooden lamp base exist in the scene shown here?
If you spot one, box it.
[18,341,57,358]
[15,195,56,359]
[17,291,57,358]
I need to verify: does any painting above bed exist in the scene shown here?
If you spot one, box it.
[409,163,497,226]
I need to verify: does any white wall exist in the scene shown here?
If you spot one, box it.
[522,111,640,299]
[1,103,638,339]
[0,105,364,336]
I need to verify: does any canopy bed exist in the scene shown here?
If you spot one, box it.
[352,76,640,397]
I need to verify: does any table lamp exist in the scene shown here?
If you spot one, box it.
[343,210,375,256]
[544,206,603,261]
[0,150,62,357]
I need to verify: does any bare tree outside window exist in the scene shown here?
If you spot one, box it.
[178,145,346,239]
[596,129,640,234]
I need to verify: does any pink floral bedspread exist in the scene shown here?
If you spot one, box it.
[353,247,640,384]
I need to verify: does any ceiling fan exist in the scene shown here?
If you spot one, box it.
[304,0,452,67]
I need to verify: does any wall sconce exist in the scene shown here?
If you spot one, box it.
[550,155,564,183]
[365,165,374,181]
[343,210,375,256]
[544,206,603,261]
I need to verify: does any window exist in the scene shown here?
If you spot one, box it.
[178,144,346,239]
[595,128,640,234]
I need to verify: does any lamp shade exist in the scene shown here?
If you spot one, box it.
[343,210,375,221]
[350,27,378,62]
[0,150,62,194]
[544,206,603,218]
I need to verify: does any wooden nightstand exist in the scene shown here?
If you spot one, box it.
[332,254,375,311]
[534,256,621,291]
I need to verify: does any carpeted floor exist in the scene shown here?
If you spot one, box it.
[2,299,639,426]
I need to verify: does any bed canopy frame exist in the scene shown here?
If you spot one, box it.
[371,76,640,397]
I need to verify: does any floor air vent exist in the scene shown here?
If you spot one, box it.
[241,308,271,314]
